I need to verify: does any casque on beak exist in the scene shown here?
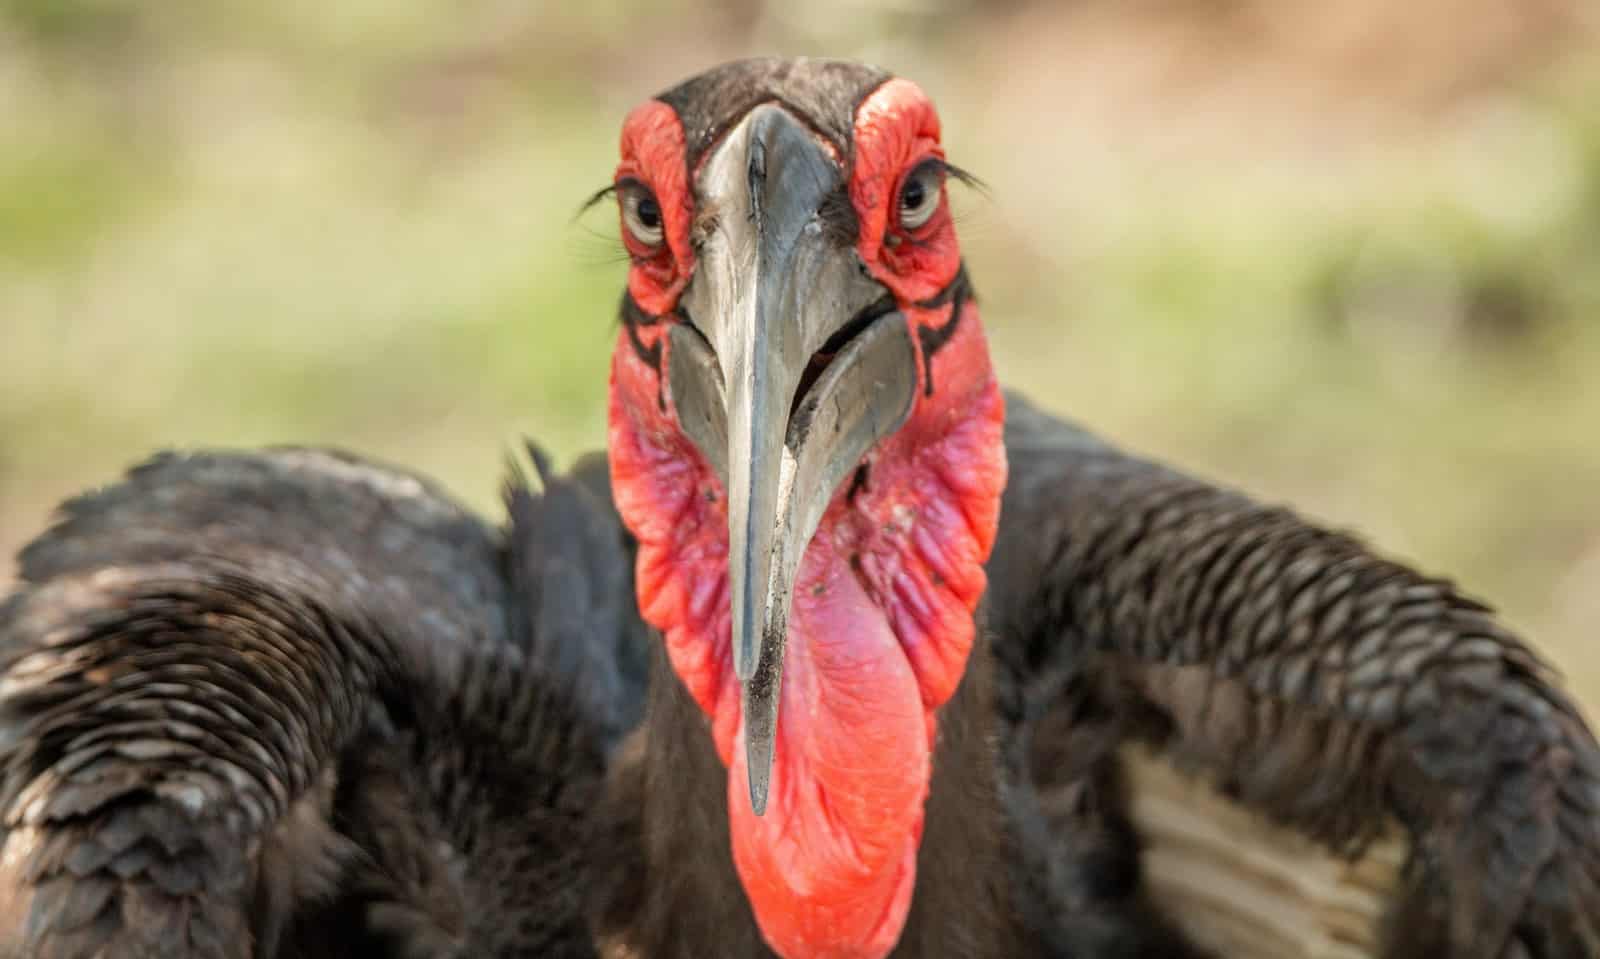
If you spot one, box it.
[665,104,917,815]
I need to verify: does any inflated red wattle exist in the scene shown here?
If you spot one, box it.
[727,530,929,959]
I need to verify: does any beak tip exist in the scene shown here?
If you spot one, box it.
[748,773,769,817]
[742,679,776,817]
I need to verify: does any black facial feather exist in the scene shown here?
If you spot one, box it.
[655,58,891,172]
[915,262,975,311]
[915,264,974,396]
[619,294,666,412]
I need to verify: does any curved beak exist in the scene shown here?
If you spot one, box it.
[666,105,916,815]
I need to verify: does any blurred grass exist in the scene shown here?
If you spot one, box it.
[0,0,1596,710]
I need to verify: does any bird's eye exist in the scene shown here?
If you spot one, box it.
[622,187,665,248]
[897,163,944,231]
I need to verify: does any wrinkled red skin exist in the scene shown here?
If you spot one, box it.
[608,79,1008,959]
[615,100,695,313]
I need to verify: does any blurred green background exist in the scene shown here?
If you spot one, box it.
[1,0,1596,710]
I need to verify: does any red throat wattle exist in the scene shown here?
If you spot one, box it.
[607,77,1009,959]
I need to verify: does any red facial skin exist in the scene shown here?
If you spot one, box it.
[608,79,1008,959]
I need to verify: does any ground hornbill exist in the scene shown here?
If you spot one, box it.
[1,57,1597,959]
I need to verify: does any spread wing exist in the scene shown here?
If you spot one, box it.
[986,391,1600,958]
[0,447,634,958]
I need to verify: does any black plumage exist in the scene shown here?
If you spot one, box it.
[0,448,633,958]
[654,58,890,171]
[4,396,1593,956]
[987,394,1600,957]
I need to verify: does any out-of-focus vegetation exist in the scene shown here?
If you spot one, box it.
[1,0,1597,707]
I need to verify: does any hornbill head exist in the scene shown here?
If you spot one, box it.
[605,59,1007,959]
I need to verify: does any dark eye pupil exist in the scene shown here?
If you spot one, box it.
[636,196,661,230]
[900,179,926,211]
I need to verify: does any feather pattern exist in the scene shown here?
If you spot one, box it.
[987,391,1600,957]
[0,447,627,958]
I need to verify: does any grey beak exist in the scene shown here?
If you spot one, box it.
[665,104,916,815]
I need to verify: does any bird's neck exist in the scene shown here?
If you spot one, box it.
[593,631,1022,959]
[608,303,1006,959]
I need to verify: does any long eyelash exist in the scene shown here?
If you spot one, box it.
[569,184,632,264]
[575,183,618,221]
[566,221,632,267]
[939,160,988,196]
